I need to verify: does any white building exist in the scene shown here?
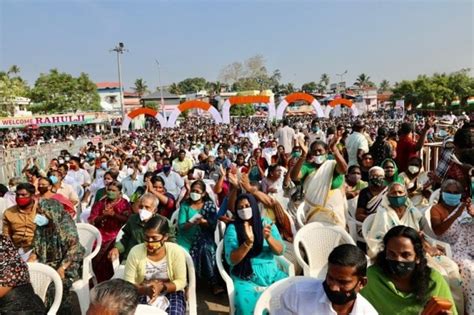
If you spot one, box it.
[96,82,122,112]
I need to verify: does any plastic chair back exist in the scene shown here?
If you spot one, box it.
[254,276,316,315]
[27,262,63,315]
[293,223,355,278]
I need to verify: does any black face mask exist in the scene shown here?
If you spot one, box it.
[387,259,416,277]
[323,280,358,305]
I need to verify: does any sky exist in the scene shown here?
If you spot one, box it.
[0,0,473,91]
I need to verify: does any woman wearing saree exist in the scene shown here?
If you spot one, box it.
[224,193,287,315]
[430,179,474,314]
[28,197,85,314]
[177,180,222,294]
[364,182,464,313]
[381,158,404,185]
[356,166,388,222]
[399,157,430,209]
[290,130,348,228]
[89,180,132,282]
[37,176,76,218]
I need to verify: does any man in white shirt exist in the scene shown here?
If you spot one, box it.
[277,244,378,315]
[158,157,184,200]
[345,121,369,166]
[274,119,296,154]
[121,165,143,198]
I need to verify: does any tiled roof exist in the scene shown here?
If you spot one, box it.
[96,82,120,89]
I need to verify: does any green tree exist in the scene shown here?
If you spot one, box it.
[0,66,30,116]
[378,79,391,93]
[301,81,317,93]
[8,65,20,76]
[133,78,149,97]
[230,104,255,117]
[168,83,181,95]
[320,73,330,88]
[29,69,100,114]
[354,73,375,88]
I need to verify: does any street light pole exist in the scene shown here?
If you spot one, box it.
[155,60,165,117]
[111,42,127,130]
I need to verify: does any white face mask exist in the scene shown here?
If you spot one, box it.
[127,168,135,176]
[312,154,327,164]
[408,166,420,174]
[138,208,153,221]
[237,207,253,220]
[190,192,201,201]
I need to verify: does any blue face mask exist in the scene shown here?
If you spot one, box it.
[34,214,49,227]
[442,192,462,207]
[49,175,58,185]
[388,195,407,208]
[101,162,108,170]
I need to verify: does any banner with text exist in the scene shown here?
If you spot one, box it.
[0,113,109,129]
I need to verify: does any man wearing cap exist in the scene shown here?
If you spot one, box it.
[345,120,369,166]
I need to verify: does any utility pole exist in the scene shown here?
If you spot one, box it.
[111,42,127,130]
[155,60,165,117]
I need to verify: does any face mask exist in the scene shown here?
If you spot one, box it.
[322,280,358,306]
[139,208,153,221]
[101,162,108,170]
[49,175,58,185]
[163,165,171,173]
[34,214,49,227]
[388,195,407,208]
[387,259,416,277]
[64,156,70,162]
[347,173,361,184]
[314,154,327,164]
[441,192,462,207]
[291,152,301,158]
[190,192,201,201]
[369,177,385,187]
[9,186,16,192]
[106,191,118,200]
[145,240,164,251]
[16,196,32,208]
[87,152,96,159]
[38,186,49,195]
[58,159,65,164]
[408,166,420,174]
[237,207,253,220]
[127,168,135,176]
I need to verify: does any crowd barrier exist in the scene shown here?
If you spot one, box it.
[0,137,118,184]
[421,142,443,173]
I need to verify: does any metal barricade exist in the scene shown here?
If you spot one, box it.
[421,142,443,173]
[0,137,118,184]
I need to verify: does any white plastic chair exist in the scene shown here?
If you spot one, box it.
[182,247,197,315]
[216,240,294,315]
[214,220,226,245]
[293,223,355,279]
[429,188,440,206]
[170,210,179,227]
[295,202,306,228]
[135,304,168,315]
[253,276,316,315]
[72,223,102,314]
[27,262,63,315]
[361,213,376,243]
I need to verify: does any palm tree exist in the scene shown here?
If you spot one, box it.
[320,73,330,88]
[7,65,20,76]
[378,79,391,93]
[355,73,375,88]
[168,83,181,95]
[132,78,149,97]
